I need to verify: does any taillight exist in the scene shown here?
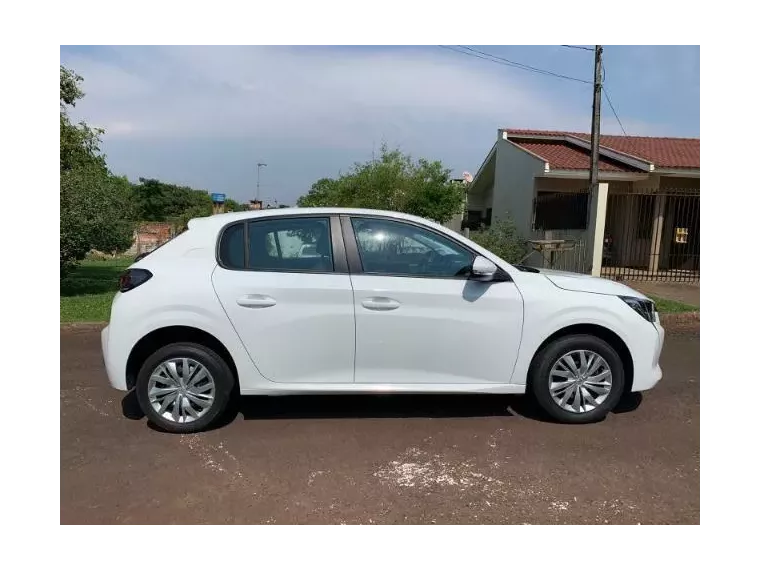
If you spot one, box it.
[119,268,153,292]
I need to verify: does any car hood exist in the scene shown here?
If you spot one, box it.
[536,268,648,298]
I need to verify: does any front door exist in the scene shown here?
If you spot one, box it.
[345,216,524,385]
[212,215,355,383]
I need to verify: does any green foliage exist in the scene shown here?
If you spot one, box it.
[60,67,137,274]
[60,67,84,106]
[131,178,213,221]
[297,145,464,224]
[59,114,106,173]
[60,67,105,174]
[649,296,699,314]
[61,258,133,322]
[469,214,527,264]
[224,198,247,212]
[61,169,136,273]
[173,204,214,232]
[59,65,247,280]
[130,178,246,234]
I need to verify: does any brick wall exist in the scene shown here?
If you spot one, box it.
[127,222,175,255]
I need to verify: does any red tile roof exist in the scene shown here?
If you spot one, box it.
[516,141,638,172]
[505,129,699,170]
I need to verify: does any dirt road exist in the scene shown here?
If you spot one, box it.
[61,326,699,524]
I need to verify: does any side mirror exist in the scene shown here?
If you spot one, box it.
[470,255,498,281]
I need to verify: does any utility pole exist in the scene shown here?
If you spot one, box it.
[256,162,267,201]
[588,45,607,277]
[588,45,603,196]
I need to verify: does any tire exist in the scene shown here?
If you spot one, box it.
[135,342,235,434]
[529,334,625,424]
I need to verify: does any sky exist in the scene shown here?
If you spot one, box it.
[60,45,700,205]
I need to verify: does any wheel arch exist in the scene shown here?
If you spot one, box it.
[125,325,239,391]
[527,323,634,393]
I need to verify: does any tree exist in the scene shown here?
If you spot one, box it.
[60,66,136,274]
[171,204,213,232]
[60,67,106,174]
[224,198,246,212]
[468,214,527,264]
[61,171,135,266]
[131,178,213,221]
[297,145,464,224]
[131,179,247,232]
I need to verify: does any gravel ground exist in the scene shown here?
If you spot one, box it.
[61,326,699,524]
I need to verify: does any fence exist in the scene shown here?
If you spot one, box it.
[526,188,591,273]
[522,232,590,273]
[600,188,699,283]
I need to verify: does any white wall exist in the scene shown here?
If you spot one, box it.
[491,138,547,236]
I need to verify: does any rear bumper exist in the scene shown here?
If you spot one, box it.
[101,325,128,391]
[630,320,665,392]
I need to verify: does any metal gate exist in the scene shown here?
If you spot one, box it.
[600,188,699,282]
[526,188,591,273]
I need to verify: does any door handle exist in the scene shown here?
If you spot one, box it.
[361,297,400,311]
[237,294,277,309]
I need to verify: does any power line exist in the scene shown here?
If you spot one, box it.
[603,86,627,136]
[456,46,574,80]
[438,45,592,84]
[600,61,627,135]
[441,44,628,136]
[458,45,592,84]
[560,44,594,51]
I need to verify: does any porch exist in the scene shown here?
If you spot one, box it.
[466,175,700,282]
[601,186,699,283]
[461,129,700,282]
[527,178,700,282]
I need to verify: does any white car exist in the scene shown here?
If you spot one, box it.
[102,208,664,433]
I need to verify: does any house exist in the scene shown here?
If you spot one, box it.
[463,128,699,281]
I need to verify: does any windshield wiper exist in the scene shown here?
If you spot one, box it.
[513,264,541,273]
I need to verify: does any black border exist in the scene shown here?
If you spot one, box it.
[342,214,511,282]
[215,212,511,282]
[216,214,349,274]
[340,215,363,274]
[329,214,349,273]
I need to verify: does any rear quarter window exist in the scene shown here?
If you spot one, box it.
[218,223,245,269]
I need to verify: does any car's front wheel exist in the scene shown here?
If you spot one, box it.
[135,342,235,433]
[529,334,625,424]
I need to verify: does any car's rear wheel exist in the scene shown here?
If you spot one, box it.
[529,334,625,424]
[135,342,235,433]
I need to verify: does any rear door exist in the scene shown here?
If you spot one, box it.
[212,215,355,383]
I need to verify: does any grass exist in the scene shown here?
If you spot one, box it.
[61,258,133,323]
[650,295,699,314]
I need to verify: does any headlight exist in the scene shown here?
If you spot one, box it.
[619,296,656,322]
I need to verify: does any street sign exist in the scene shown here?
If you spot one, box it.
[210,193,226,204]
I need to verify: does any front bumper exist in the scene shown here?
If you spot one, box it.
[630,319,665,392]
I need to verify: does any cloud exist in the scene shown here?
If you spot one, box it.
[60,46,696,202]
[63,46,620,147]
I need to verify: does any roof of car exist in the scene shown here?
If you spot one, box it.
[189,208,438,230]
